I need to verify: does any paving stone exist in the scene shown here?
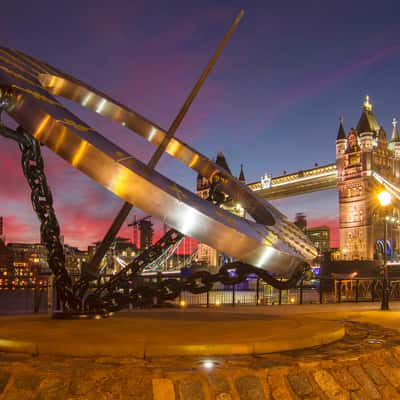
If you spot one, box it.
[14,373,41,390]
[351,390,368,400]
[2,391,35,400]
[313,370,349,400]
[216,394,233,400]
[125,375,152,400]
[362,362,387,386]
[287,371,313,396]
[179,379,205,400]
[331,367,359,390]
[207,372,231,394]
[377,364,400,388]
[152,378,175,400]
[0,369,10,394]
[304,397,322,400]
[235,375,266,400]
[268,371,295,400]
[348,365,381,400]
[385,351,400,368]
[36,376,70,400]
[69,375,97,395]
[379,385,400,400]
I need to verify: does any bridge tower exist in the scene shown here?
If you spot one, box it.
[196,152,245,269]
[336,96,400,260]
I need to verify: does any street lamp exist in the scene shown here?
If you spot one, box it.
[377,190,392,310]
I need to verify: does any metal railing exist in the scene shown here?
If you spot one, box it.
[1,276,397,314]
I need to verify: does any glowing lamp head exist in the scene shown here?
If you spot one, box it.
[180,300,186,307]
[378,191,392,207]
[201,360,216,369]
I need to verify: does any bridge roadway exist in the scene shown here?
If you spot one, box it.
[248,163,338,200]
[248,164,400,207]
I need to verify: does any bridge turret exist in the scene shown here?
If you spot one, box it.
[336,116,347,181]
[390,118,400,178]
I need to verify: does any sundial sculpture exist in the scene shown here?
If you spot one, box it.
[0,11,317,316]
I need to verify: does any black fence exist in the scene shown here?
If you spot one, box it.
[0,276,398,314]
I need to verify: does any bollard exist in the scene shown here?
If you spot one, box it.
[337,280,342,303]
[206,290,210,308]
[299,279,304,305]
[278,288,282,305]
[256,278,260,305]
[47,275,54,315]
[232,285,235,307]
[33,283,42,313]
[319,278,323,304]
[355,279,359,303]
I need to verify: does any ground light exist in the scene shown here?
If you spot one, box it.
[179,300,186,307]
[199,360,219,370]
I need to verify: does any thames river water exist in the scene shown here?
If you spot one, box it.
[0,289,48,315]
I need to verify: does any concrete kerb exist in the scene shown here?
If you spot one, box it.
[0,314,345,358]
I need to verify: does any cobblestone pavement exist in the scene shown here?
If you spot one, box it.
[2,320,400,399]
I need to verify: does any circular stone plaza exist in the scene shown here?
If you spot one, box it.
[1,303,400,399]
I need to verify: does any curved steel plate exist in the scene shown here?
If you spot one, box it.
[0,47,317,277]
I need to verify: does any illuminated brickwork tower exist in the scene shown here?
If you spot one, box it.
[336,96,400,260]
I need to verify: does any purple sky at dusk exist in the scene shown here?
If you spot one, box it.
[1,0,400,248]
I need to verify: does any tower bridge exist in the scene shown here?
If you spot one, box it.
[247,97,400,261]
[197,96,400,264]
[248,163,338,200]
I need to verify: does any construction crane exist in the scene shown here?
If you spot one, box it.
[128,215,152,249]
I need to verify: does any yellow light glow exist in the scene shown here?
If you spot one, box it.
[33,115,51,139]
[71,141,89,167]
[180,300,186,307]
[378,191,392,207]
[289,297,296,304]
[215,300,221,306]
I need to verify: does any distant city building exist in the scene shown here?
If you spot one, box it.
[139,218,153,250]
[0,238,13,285]
[306,226,330,255]
[294,213,307,232]
[6,242,49,286]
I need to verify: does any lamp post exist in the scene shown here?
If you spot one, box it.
[377,190,392,310]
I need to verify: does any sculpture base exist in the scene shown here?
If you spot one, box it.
[0,308,344,357]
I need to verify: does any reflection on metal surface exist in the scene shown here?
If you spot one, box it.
[0,46,317,279]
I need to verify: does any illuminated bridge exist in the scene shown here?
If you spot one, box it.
[246,97,400,261]
[248,164,338,200]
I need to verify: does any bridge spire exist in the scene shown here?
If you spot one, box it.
[391,117,400,142]
[378,126,387,143]
[363,95,372,112]
[239,164,246,182]
[336,115,346,140]
[356,95,379,133]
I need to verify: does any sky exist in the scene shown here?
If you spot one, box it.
[1,0,400,249]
